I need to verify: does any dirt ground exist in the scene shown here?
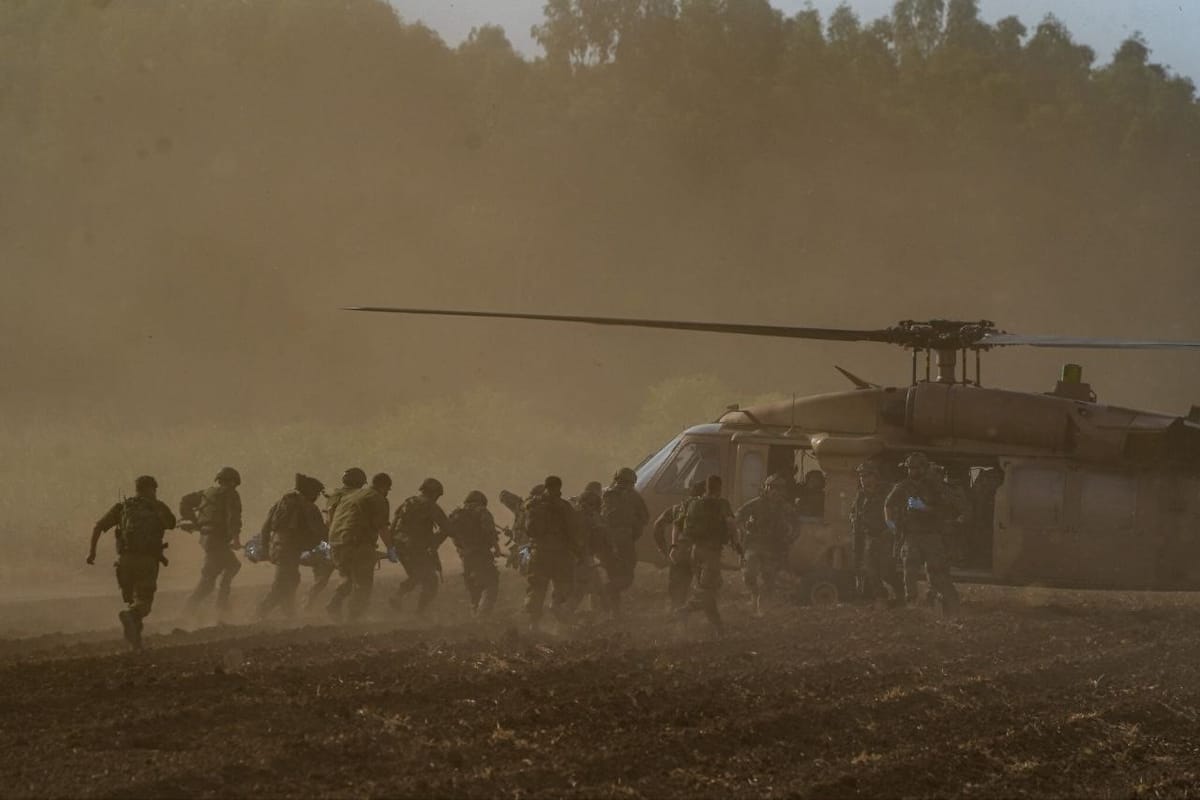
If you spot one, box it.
[2,569,1200,799]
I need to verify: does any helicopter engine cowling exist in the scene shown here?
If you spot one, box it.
[904,383,1075,451]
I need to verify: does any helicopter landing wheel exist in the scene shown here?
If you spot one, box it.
[801,569,841,607]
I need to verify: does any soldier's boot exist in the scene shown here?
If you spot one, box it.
[118,609,142,651]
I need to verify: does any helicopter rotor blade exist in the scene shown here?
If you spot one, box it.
[344,307,896,343]
[980,333,1200,350]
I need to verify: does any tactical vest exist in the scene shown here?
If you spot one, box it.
[683,497,728,545]
[118,497,165,556]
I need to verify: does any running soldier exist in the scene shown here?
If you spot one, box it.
[653,480,705,613]
[183,466,243,623]
[305,467,367,610]
[87,475,177,650]
[446,491,501,617]
[675,475,740,637]
[256,474,327,620]
[599,467,648,617]
[736,474,793,617]
[885,453,968,617]
[568,486,608,615]
[524,475,580,632]
[327,472,393,622]
[850,462,903,605]
[390,478,450,615]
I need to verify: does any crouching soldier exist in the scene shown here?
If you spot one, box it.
[447,491,502,617]
[257,474,327,620]
[87,475,177,651]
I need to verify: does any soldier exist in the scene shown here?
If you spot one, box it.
[87,475,177,650]
[183,466,243,623]
[795,470,827,518]
[675,475,740,637]
[499,484,543,574]
[327,472,394,622]
[736,474,794,617]
[446,491,501,617]
[599,467,649,617]
[850,462,903,605]
[652,480,706,613]
[567,487,608,615]
[524,475,580,632]
[885,453,968,617]
[390,478,450,615]
[256,474,327,620]
[306,467,367,609]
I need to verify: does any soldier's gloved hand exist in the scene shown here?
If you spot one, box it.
[386,546,400,564]
[907,497,928,512]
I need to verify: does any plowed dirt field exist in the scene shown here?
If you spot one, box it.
[2,573,1199,798]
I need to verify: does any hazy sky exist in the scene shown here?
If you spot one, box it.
[389,0,1200,81]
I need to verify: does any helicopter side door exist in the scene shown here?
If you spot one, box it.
[994,460,1153,588]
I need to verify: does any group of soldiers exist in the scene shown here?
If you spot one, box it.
[88,450,979,650]
[86,465,653,650]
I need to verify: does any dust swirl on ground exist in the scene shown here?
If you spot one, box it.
[2,575,1198,798]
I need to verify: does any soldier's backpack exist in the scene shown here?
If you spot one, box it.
[118,497,165,556]
[446,507,485,550]
[178,490,204,524]
[600,487,637,529]
[682,497,728,545]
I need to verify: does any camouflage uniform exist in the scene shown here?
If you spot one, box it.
[185,481,243,619]
[257,481,327,619]
[92,495,177,625]
[677,493,737,635]
[391,493,449,614]
[885,472,968,615]
[327,484,390,621]
[850,484,902,602]
[446,497,500,616]
[599,473,649,615]
[654,498,695,612]
[523,482,580,629]
[567,491,608,614]
[736,490,793,613]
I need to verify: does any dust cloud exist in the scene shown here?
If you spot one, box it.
[2,0,1198,588]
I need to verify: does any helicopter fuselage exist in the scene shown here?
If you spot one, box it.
[633,382,1200,595]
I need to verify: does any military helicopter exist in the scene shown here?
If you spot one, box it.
[348,307,1200,602]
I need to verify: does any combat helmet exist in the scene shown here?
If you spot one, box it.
[613,467,637,485]
[216,466,242,486]
[420,477,444,497]
[135,475,158,493]
[464,490,487,506]
[295,473,325,497]
[903,452,930,471]
[342,467,367,489]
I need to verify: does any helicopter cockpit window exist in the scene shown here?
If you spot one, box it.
[1009,467,1064,528]
[656,440,722,494]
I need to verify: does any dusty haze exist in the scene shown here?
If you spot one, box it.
[3,0,1198,588]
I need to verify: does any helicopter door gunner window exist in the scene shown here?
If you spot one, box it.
[738,450,767,503]
[1009,467,1065,529]
[656,441,722,494]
